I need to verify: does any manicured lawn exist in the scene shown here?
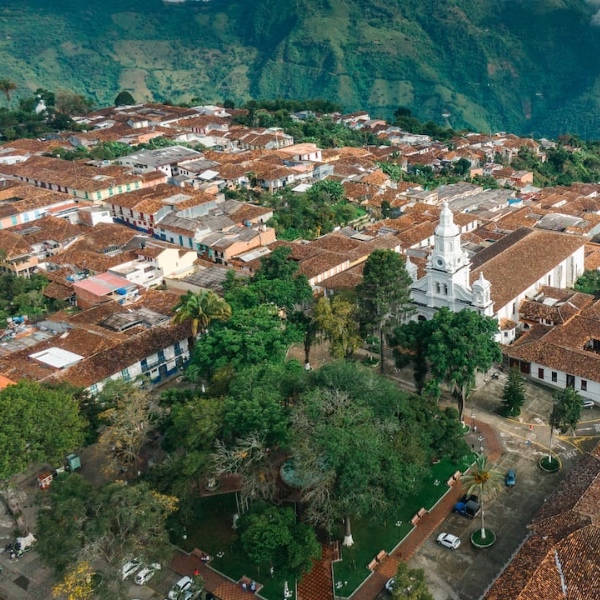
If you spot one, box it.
[178,494,298,600]
[180,455,475,599]
[332,455,474,595]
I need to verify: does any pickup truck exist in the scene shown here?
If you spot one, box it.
[453,494,481,518]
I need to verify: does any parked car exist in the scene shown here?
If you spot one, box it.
[453,494,481,518]
[385,577,395,592]
[505,468,517,487]
[168,576,193,600]
[437,532,461,550]
[121,558,141,580]
[581,398,595,409]
[135,567,157,586]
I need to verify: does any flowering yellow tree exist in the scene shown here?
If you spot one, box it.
[52,561,94,600]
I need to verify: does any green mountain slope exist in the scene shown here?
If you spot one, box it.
[1,0,600,137]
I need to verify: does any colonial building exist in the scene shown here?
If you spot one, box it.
[410,203,587,344]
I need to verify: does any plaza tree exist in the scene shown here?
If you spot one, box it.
[0,380,86,533]
[187,303,304,381]
[391,562,434,600]
[96,380,162,478]
[391,319,434,394]
[460,454,503,542]
[356,249,414,373]
[501,367,526,417]
[548,386,582,461]
[237,502,321,581]
[37,475,178,598]
[172,289,232,349]
[314,294,362,358]
[291,361,430,546]
[425,308,501,421]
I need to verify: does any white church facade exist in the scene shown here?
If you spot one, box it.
[408,203,587,344]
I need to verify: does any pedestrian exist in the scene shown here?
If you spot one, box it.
[194,568,200,577]
[250,581,257,592]
[241,582,248,591]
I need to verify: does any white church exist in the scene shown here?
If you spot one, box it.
[408,203,587,343]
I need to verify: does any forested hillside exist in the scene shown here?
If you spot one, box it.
[2,0,600,138]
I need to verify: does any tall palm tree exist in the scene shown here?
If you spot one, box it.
[0,79,16,104]
[171,290,232,349]
[460,454,503,540]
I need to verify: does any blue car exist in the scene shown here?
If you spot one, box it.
[505,469,516,487]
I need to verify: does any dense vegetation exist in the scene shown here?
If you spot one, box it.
[1,1,600,138]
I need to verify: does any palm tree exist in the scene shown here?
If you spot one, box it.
[0,79,16,104]
[460,454,503,540]
[171,290,232,349]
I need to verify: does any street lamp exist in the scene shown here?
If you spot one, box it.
[471,411,476,432]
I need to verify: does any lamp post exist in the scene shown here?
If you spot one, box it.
[471,411,476,433]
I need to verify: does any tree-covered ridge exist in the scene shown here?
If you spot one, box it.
[1,0,600,137]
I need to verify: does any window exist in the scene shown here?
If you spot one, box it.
[121,368,131,382]
[538,368,544,379]
[552,372,558,382]
[174,341,182,356]
[435,282,441,294]
[90,383,98,394]
[141,358,148,372]
[158,349,165,362]
[581,380,588,391]
[96,191,102,200]
[443,284,448,295]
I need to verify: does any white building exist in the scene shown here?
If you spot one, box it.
[410,203,587,343]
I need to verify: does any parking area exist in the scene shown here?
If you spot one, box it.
[400,372,600,600]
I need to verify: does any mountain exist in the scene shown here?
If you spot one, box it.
[2,0,600,138]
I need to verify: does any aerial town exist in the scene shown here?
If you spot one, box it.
[0,101,599,600]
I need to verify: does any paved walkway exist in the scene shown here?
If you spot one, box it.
[297,539,335,600]
[170,550,257,600]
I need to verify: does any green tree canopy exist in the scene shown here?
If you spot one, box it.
[460,454,503,540]
[315,294,361,358]
[424,308,501,421]
[291,361,430,546]
[356,249,414,372]
[0,380,86,481]
[237,502,321,581]
[172,289,232,345]
[391,562,434,600]
[37,475,178,597]
[187,304,304,381]
[501,367,526,417]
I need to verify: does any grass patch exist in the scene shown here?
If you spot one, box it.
[332,455,474,595]
[177,494,297,600]
[471,528,496,548]
[539,455,562,473]
[180,455,475,599]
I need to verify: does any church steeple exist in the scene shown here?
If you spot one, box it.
[429,202,469,278]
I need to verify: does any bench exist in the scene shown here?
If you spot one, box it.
[367,559,378,571]
[376,550,387,562]
[453,471,462,480]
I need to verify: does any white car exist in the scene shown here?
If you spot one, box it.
[135,566,157,585]
[437,532,461,550]
[121,558,141,580]
[168,576,193,600]
[385,577,395,592]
